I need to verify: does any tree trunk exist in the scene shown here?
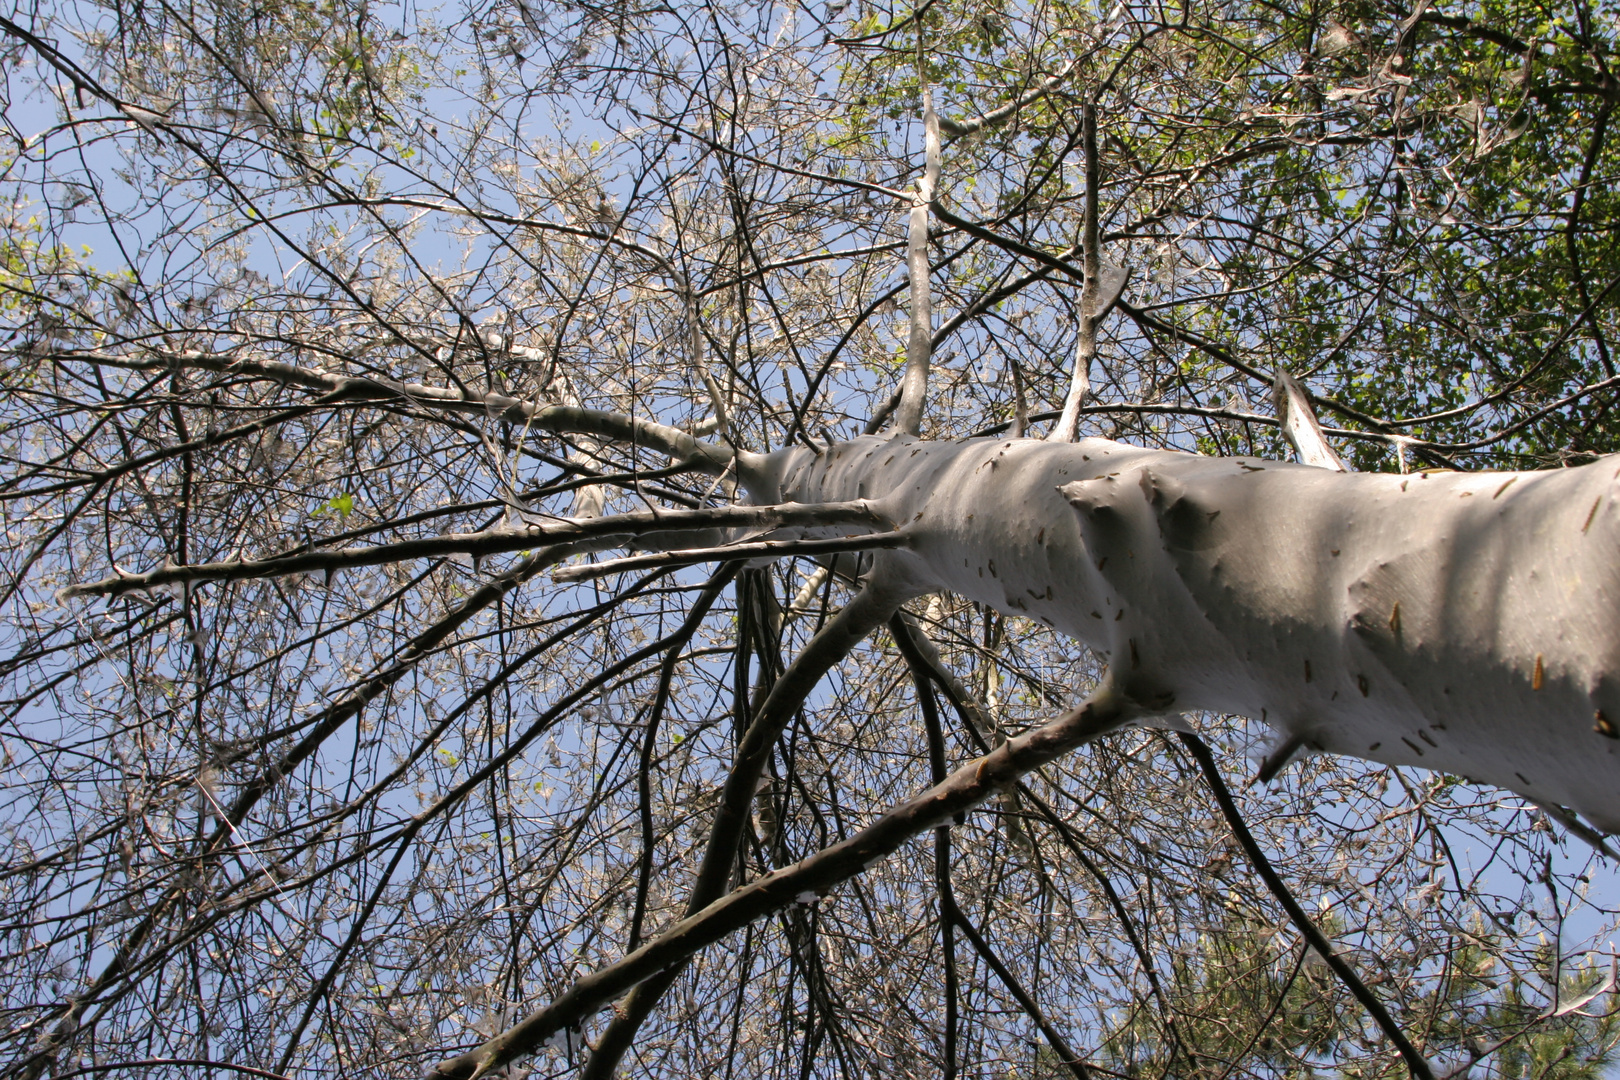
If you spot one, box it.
[747,434,1620,831]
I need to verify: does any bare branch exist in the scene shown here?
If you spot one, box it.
[937,60,1079,140]
[578,582,904,1076]
[58,501,892,600]
[430,685,1140,1079]
[1179,733,1434,1080]
[894,45,942,438]
[51,349,746,478]
[549,531,912,583]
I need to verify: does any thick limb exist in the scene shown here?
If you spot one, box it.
[763,433,1620,832]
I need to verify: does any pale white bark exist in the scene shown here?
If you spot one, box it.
[785,566,830,618]
[1009,359,1030,438]
[1051,105,1129,444]
[546,363,608,518]
[1274,366,1349,471]
[1051,103,1102,445]
[894,81,941,437]
[751,434,1620,832]
[936,59,1079,140]
[72,349,1620,831]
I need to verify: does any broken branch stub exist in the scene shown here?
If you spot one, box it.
[1274,366,1349,472]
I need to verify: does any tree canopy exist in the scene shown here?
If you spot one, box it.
[1,0,1618,1076]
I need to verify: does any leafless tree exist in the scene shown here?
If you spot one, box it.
[1,0,1618,1077]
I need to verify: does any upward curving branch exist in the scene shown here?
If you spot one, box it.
[1051,102,1103,445]
[894,33,943,438]
[937,60,1080,140]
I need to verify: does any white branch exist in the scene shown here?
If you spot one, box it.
[895,71,942,437]
[57,349,748,480]
[681,284,731,439]
[937,60,1079,139]
[1052,105,1128,443]
[757,432,1620,833]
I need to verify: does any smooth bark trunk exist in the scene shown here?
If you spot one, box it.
[747,434,1620,831]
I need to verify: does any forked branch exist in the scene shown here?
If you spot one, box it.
[575,582,903,1078]
[937,60,1080,140]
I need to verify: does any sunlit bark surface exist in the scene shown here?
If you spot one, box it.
[758,435,1620,829]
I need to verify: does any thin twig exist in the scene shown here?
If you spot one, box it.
[550,532,910,584]
[59,500,890,599]
[1178,733,1434,1080]
[577,584,903,1078]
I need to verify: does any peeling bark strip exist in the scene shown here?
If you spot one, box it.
[752,434,1620,832]
[427,688,1138,1080]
